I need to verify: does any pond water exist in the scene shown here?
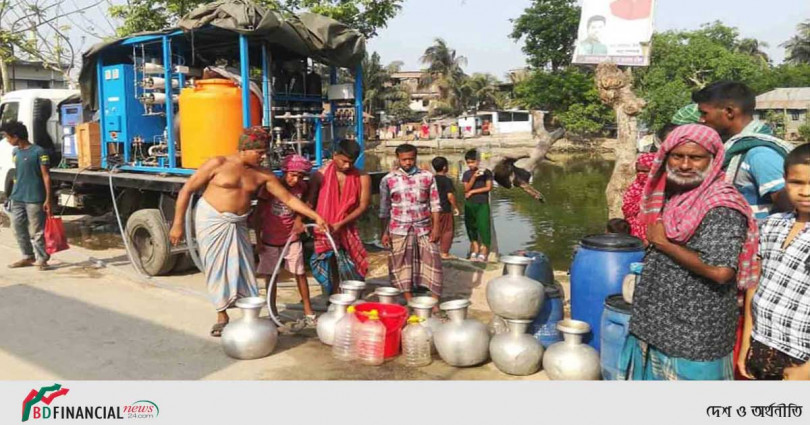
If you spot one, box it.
[358,151,615,271]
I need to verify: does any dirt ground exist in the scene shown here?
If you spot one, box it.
[0,225,567,380]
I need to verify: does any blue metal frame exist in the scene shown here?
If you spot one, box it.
[354,64,364,169]
[95,30,366,176]
[261,43,271,126]
[97,58,108,169]
[239,34,251,128]
[162,35,177,169]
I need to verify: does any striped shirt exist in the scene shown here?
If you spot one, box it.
[752,213,810,361]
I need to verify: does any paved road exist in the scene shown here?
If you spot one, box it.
[0,229,548,380]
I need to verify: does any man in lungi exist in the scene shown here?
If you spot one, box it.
[306,139,371,295]
[169,127,327,337]
[623,124,758,380]
[379,144,442,303]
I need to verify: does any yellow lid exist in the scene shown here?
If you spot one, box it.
[347,306,356,314]
[367,309,380,320]
[407,315,422,324]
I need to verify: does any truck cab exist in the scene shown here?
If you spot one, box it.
[0,89,79,198]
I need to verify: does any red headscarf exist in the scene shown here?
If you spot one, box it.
[639,124,759,290]
[622,153,656,241]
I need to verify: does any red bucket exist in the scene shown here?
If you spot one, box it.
[355,302,408,358]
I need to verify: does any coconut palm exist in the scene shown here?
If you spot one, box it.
[783,20,810,65]
[419,38,468,115]
[463,73,504,112]
[362,52,410,116]
[735,38,770,64]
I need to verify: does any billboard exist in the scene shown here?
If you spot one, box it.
[572,0,656,66]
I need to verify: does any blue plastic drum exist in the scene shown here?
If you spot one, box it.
[600,294,633,380]
[514,251,564,347]
[570,234,644,352]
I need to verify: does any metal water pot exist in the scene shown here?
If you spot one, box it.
[340,280,366,300]
[375,287,402,304]
[221,297,279,360]
[316,294,356,345]
[434,299,490,367]
[408,296,443,353]
[487,315,509,336]
[490,319,544,376]
[487,256,545,320]
[542,319,601,380]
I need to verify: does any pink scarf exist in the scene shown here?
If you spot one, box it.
[639,124,759,290]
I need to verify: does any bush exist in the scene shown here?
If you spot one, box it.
[799,123,810,142]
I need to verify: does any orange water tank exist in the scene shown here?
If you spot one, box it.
[179,79,262,169]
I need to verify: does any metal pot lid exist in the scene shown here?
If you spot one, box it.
[375,287,402,296]
[440,299,471,311]
[499,255,533,266]
[409,296,438,309]
[235,296,265,309]
[340,280,366,290]
[556,319,591,335]
[604,294,632,313]
[580,234,644,252]
[329,293,356,305]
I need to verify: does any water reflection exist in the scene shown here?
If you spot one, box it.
[360,152,614,270]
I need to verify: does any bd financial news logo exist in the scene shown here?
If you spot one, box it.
[21,384,159,422]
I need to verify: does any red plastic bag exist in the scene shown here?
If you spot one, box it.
[45,214,70,255]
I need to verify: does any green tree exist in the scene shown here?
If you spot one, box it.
[783,20,810,65]
[462,73,504,112]
[362,51,409,117]
[419,38,468,115]
[509,0,580,71]
[799,120,810,142]
[635,22,771,131]
[111,0,403,38]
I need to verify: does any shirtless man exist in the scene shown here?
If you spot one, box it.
[169,126,327,337]
[306,139,371,295]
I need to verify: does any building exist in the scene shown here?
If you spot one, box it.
[755,88,810,141]
[477,110,533,135]
[388,71,440,114]
[0,60,69,92]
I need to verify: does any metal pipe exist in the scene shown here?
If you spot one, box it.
[162,35,177,168]
[315,118,322,166]
[261,43,271,126]
[354,64,364,169]
[96,58,107,169]
[330,66,337,148]
[239,34,251,128]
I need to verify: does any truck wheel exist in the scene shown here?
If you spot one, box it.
[125,209,176,276]
[172,253,197,273]
[4,169,14,199]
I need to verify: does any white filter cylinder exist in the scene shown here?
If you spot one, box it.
[139,92,178,105]
[142,62,165,75]
[143,77,178,89]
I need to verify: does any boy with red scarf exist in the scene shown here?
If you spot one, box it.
[306,140,371,295]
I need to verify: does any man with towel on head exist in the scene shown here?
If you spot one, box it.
[170,126,328,337]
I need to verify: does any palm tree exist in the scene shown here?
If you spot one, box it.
[783,20,810,65]
[419,38,468,115]
[735,38,770,64]
[463,73,504,112]
[362,53,410,116]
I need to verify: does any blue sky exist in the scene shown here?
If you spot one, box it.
[69,0,810,79]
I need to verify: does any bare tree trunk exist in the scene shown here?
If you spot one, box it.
[0,54,10,94]
[596,63,646,219]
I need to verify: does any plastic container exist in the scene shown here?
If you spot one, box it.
[332,305,360,362]
[403,315,432,367]
[530,283,565,347]
[178,79,261,169]
[355,302,409,358]
[518,251,564,347]
[570,234,644,351]
[356,310,386,366]
[600,295,633,380]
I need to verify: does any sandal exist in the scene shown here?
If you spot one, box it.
[210,322,228,337]
[8,259,34,269]
[304,314,317,328]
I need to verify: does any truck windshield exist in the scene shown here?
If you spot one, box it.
[0,101,19,127]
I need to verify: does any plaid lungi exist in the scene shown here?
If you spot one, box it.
[388,229,442,296]
[621,334,734,381]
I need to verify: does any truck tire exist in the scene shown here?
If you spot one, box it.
[125,209,176,276]
[4,169,14,199]
[172,253,197,273]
